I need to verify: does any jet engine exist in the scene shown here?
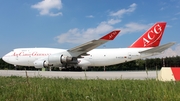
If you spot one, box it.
[34,60,48,68]
[33,54,78,68]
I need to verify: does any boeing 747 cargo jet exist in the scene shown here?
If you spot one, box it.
[2,22,175,70]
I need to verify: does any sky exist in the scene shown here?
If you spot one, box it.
[0,0,180,58]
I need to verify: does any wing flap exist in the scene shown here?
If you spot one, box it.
[139,42,175,54]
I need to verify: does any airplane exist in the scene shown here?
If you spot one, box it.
[2,22,175,70]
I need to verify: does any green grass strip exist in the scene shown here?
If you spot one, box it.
[0,76,180,101]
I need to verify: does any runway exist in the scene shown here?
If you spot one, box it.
[0,70,158,80]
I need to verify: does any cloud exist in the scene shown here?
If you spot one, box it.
[55,21,151,44]
[55,3,140,44]
[107,19,121,25]
[31,0,62,16]
[171,17,178,20]
[109,3,137,17]
[55,21,114,44]
[159,48,177,57]
[174,44,180,56]
[160,7,165,10]
[166,24,172,28]
[175,12,180,15]
[118,22,151,35]
[86,15,94,18]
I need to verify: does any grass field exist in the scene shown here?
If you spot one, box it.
[0,76,180,101]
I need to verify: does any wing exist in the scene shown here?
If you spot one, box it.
[139,42,175,54]
[67,30,120,57]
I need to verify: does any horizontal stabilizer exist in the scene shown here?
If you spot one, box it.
[139,42,175,54]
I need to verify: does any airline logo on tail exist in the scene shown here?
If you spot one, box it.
[130,22,166,48]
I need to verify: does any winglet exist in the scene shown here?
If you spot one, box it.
[100,30,120,40]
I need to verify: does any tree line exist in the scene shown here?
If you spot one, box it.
[0,56,180,71]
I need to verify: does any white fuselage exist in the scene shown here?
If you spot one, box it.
[2,47,153,67]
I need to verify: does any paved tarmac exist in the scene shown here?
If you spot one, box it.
[0,70,158,80]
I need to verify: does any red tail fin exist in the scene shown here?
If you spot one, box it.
[129,22,166,48]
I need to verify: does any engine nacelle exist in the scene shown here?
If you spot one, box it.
[48,54,78,67]
[78,59,91,70]
[48,54,63,67]
[34,60,48,68]
[33,54,78,68]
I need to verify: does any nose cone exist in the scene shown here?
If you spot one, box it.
[2,51,13,63]
[2,55,8,63]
